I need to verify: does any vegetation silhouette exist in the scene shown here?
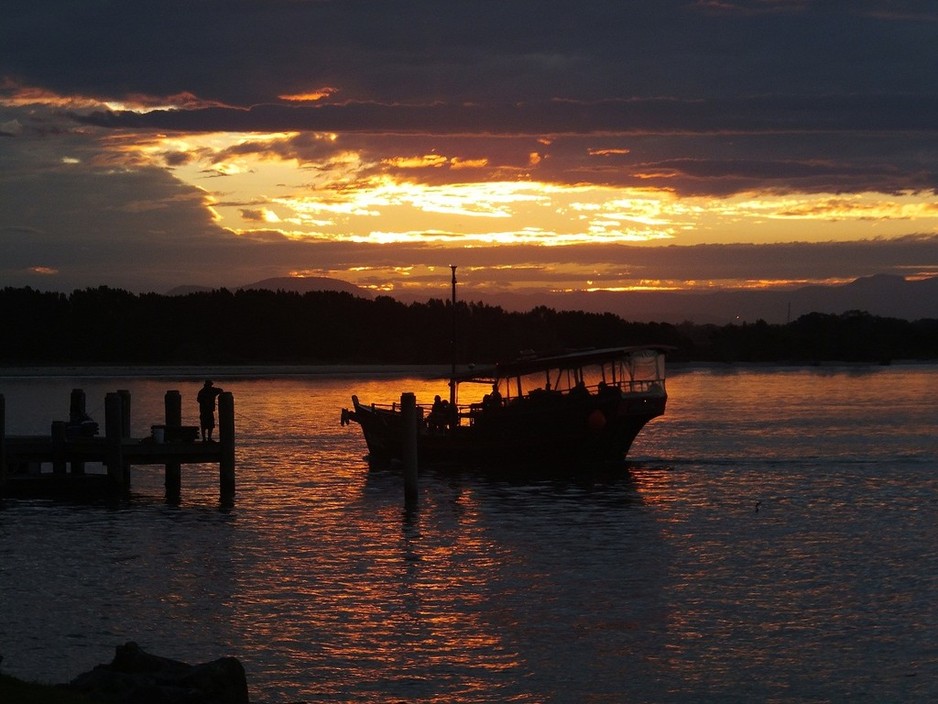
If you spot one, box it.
[1,286,936,365]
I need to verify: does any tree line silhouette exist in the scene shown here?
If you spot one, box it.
[1,286,936,365]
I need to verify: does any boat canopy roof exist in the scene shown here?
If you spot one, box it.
[451,345,672,384]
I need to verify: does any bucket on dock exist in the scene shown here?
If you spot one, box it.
[151,425,165,443]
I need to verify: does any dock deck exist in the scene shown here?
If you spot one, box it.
[0,389,235,504]
[4,434,224,465]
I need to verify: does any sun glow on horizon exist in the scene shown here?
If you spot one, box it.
[279,260,871,298]
[82,127,937,257]
[46,120,936,294]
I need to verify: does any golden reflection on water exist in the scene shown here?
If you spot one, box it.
[207,375,529,701]
[0,372,528,700]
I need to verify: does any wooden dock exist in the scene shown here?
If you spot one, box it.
[0,389,235,505]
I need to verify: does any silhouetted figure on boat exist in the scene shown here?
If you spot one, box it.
[482,383,503,414]
[429,395,450,432]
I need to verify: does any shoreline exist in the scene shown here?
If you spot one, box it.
[0,363,454,380]
[1,359,936,381]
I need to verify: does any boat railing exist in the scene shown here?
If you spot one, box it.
[370,377,664,415]
[365,377,664,431]
[536,378,665,397]
[618,379,666,395]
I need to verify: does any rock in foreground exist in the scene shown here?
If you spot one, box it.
[68,642,249,704]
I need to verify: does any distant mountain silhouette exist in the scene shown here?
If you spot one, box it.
[395,274,938,324]
[168,276,373,298]
[239,276,373,297]
[166,274,935,323]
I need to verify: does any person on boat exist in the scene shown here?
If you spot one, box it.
[428,395,447,432]
[482,383,503,413]
[197,379,224,441]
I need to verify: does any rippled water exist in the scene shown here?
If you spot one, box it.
[1,365,936,702]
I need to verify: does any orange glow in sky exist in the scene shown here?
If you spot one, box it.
[2,1,937,308]
[3,86,937,298]
[146,132,938,249]
[71,127,927,294]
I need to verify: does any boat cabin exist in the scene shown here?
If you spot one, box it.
[453,346,667,423]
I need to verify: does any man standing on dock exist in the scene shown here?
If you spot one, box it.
[197,380,224,442]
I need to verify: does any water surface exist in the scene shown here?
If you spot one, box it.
[1,365,936,702]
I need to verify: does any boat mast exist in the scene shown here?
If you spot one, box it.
[449,265,457,410]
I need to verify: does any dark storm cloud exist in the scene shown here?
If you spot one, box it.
[3,1,937,296]
[69,96,938,196]
[6,1,938,105]
[7,1,938,200]
[608,156,936,196]
[72,94,938,136]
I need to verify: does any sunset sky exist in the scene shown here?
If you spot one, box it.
[2,0,937,303]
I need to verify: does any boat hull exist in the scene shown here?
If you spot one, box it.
[348,392,666,469]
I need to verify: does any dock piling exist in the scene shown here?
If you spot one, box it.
[69,389,86,474]
[51,421,67,474]
[164,390,182,502]
[401,392,418,508]
[119,390,132,485]
[69,388,86,418]
[118,389,131,439]
[0,394,6,493]
[219,392,235,506]
[104,392,125,490]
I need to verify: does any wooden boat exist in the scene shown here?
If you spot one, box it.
[342,345,669,469]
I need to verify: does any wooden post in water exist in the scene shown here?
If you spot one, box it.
[118,389,131,437]
[164,390,182,502]
[105,392,125,490]
[69,389,86,474]
[218,392,235,505]
[449,265,458,412]
[69,389,85,417]
[0,394,6,494]
[51,421,67,474]
[118,389,132,486]
[401,392,418,507]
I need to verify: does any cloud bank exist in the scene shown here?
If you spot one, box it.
[1,0,936,303]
